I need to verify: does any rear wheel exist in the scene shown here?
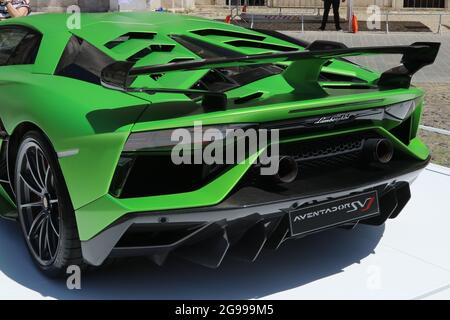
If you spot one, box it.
[15,131,85,277]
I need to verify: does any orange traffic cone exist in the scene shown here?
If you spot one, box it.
[225,15,231,24]
[352,14,358,33]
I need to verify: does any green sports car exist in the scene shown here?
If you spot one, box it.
[0,12,440,277]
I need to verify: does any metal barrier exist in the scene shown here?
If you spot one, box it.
[241,0,353,32]
[240,12,310,31]
[384,11,450,34]
[265,0,322,15]
[227,2,449,34]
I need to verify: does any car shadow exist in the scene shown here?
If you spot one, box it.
[0,218,384,300]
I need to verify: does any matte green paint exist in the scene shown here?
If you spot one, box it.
[0,13,429,241]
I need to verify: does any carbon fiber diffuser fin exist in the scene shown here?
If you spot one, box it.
[361,186,398,226]
[174,224,230,268]
[229,220,268,262]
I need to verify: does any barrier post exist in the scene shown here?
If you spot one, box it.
[386,11,389,33]
[347,0,353,32]
[301,14,304,33]
[438,14,442,34]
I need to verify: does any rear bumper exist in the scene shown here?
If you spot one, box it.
[81,160,427,267]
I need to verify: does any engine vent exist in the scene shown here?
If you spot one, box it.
[104,32,156,49]
[126,44,175,62]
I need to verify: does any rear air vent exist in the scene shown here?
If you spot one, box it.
[105,32,156,49]
[319,71,366,83]
[172,35,243,58]
[390,116,412,146]
[191,65,283,93]
[127,48,151,62]
[169,58,195,63]
[126,44,175,62]
[150,73,163,81]
[191,29,266,41]
[225,40,298,52]
[150,44,175,52]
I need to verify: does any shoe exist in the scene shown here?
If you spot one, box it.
[319,27,325,31]
[336,27,343,32]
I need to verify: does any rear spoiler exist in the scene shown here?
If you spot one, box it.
[101,40,440,92]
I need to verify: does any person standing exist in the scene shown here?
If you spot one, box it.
[0,0,31,20]
[319,0,345,31]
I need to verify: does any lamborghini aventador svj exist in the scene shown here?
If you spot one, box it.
[0,12,440,276]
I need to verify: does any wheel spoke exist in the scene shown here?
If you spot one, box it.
[25,152,45,192]
[45,218,53,260]
[44,166,50,191]
[17,140,61,264]
[36,148,46,190]
[27,210,46,239]
[20,173,42,196]
[48,215,60,238]
[38,216,46,258]
[20,201,42,209]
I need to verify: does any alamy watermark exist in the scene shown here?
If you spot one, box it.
[170,122,281,176]
[66,265,81,290]
[66,5,81,30]
[367,5,382,30]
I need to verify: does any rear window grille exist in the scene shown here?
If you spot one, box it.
[104,32,156,49]
[171,34,243,59]
[126,44,175,62]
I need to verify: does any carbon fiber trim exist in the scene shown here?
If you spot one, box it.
[81,165,424,267]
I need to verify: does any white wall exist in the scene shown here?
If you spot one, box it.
[116,0,195,10]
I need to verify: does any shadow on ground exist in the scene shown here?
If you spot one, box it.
[0,218,384,299]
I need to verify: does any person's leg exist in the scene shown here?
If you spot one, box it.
[332,0,341,30]
[320,0,333,30]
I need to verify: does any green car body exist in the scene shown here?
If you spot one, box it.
[0,12,439,272]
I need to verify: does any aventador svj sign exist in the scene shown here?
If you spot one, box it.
[288,191,380,236]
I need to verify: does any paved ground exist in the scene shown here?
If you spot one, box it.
[1,164,449,299]
[417,83,450,167]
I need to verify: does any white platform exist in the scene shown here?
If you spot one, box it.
[1,164,449,300]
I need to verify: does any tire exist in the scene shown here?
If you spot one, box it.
[15,131,86,277]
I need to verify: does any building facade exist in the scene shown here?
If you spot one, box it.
[30,0,449,12]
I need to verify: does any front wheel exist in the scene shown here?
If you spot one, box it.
[15,131,85,277]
